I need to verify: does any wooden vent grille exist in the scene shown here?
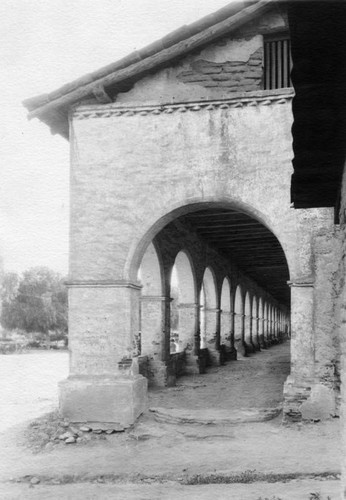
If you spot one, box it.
[264,36,292,90]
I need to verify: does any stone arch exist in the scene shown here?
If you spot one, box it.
[138,241,163,296]
[125,199,293,283]
[170,250,197,355]
[220,277,232,346]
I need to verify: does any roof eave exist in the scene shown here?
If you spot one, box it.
[23,0,272,137]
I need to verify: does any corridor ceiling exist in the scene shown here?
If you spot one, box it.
[181,208,290,307]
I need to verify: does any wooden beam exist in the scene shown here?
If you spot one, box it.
[92,84,113,104]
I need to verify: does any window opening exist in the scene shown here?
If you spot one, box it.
[264,33,292,90]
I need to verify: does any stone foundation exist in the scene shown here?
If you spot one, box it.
[283,376,337,422]
[59,375,148,427]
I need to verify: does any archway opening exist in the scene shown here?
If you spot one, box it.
[170,250,196,354]
[135,203,291,402]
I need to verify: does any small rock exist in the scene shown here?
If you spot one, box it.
[45,442,54,450]
[93,429,103,434]
[61,422,69,428]
[65,437,76,444]
[76,437,82,444]
[106,430,115,435]
[79,426,91,432]
[30,477,40,485]
[38,432,50,441]
[59,432,73,440]
[70,426,80,435]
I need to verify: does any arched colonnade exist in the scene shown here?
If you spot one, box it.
[138,240,290,387]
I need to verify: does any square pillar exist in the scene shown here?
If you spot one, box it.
[220,311,232,345]
[205,307,221,365]
[234,313,246,357]
[140,295,169,386]
[283,280,316,421]
[177,302,199,373]
[59,281,147,427]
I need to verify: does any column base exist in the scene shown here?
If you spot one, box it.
[259,335,267,349]
[283,375,337,422]
[59,375,148,427]
[244,341,255,354]
[234,339,247,357]
[185,351,200,374]
[147,359,168,388]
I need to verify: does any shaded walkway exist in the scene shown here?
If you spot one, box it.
[149,341,290,411]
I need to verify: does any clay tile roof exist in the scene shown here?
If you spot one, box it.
[23,0,272,138]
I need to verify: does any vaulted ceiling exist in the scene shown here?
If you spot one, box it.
[181,208,290,307]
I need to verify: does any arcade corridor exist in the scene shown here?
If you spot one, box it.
[149,340,290,413]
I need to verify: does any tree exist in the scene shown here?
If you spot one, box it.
[0,267,67,337]
[1,272,19,303]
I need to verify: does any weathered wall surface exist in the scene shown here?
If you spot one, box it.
[65,5,339,423]
[115,10,288,105]
[70,97,332,285]
[69,94,337,411]
[338,166,346,496]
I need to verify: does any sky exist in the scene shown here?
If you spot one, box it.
[0,0,234,276]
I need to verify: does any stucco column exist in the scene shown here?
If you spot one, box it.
[252,316,260,350]
[140,295,169,387]
[220,310,232,345]
[290,281,315,380]
[259,318,266,349]
[283,280,315,421]
[230,311,235,351]
[177,302,199,373]
[234,312,246,357]
[244,315,254,353]
[205,307,221,365]
[59,281,147,427]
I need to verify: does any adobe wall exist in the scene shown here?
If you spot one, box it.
[338,166,346,496]
[68,93,337,420]
[70,97,331,285]
[64,6,339,423]
[115,9,288,105]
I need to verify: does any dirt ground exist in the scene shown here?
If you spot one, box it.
[0,342,342,499]
[150,342,291,410]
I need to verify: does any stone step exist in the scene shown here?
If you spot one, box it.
[149,405,282,425]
